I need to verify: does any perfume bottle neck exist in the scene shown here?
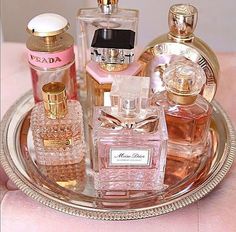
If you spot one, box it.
[43,36,57,45]
[119,97,140,118]
[168,32,194,42]
[99,63,128,72]
[167,92,197,105]
[99,3,118,14]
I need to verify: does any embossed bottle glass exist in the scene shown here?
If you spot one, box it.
[77,0,142,106]
[26,13,78,103]
[30,82,86,187]
[151,60,212,157]
[139,4,219,102]
[92,76,168,191]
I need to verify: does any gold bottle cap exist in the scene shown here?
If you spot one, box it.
[164,60,206,104]
[97,0,118,5]
[168,4,198,39]
[42,82,68,119]
[27,13,70,37]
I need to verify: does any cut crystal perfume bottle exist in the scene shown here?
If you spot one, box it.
[151,60,212,157]
[92,76,168,191]
[77,0,142,103]
[139,4,220,102]
[30,82,86,171]
[26,13,78,103]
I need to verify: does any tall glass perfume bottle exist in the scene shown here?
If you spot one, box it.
[139,4,219,102]
[151,60,212,157]
[77,0,142,104]
[30,82,86,168]
[92,76,168,191]
[27,13,78,103]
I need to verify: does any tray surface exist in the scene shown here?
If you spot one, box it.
[1,91,236,220]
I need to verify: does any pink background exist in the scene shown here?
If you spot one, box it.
[1,42,236,232]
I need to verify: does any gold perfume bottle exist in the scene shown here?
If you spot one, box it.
[139,4,219,102]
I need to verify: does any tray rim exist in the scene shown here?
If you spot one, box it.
[1,90,236,220]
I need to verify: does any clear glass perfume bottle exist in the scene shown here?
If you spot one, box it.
[30,82,86,168]
[92,76,168,191]
[26,13,78,103]
[151,60,212,157]
[77,0,142,104]
[139,4,219,102]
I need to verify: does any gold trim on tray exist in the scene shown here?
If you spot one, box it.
[0,90,236,220]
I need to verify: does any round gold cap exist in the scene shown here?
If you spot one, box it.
[27,13,70,37]
[42,82,68,119]
[168,4,198,38]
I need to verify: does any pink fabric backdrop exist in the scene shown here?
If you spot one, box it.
[1,42,236,232]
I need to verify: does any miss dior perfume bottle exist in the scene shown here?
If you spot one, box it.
[92,76,168,191]
[27,13,78,103]
[77,0,142,103]
[139,4,219,102]
[151,60,213,157]
[30,82,86,167]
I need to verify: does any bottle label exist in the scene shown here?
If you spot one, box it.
[28,46,75,69]
[43,138,72,148]
[109,148,151,166]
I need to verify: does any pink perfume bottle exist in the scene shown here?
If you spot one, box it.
[92,76,168,191]
[151,60,212,157]
[26,13,78,103]
[30,82,86,166]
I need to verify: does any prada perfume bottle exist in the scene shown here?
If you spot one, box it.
[27,13,78,103]
[92,76,168,191]
[151,60,212,157]
[139,4,219,102]
[77,0,142,103]
[30,82,86,169]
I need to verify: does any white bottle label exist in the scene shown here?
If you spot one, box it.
[109,148,151,166]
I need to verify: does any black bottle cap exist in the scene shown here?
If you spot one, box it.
[91,29,135,49]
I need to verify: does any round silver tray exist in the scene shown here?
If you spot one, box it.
[1,91,236,220]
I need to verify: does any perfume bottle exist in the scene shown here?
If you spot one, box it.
[27,13,78,103]
[139,4,219,102]
[151,60,212,157]
[92,76,168,191]
[77,0,142,104]
[30,82,86,168]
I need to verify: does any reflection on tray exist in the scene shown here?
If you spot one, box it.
[18,109,217,209]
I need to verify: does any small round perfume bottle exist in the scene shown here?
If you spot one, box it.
[151,60,213,157]
[30,82,86,166]
[26,13,78,103]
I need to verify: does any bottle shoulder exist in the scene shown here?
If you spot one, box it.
[145,33,219,71]
[151,92,212,119]
[92,106,167,140]
[77,8,138,20]
[26,33,74,52]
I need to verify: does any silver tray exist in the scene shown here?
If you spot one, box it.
[1,91,236,220]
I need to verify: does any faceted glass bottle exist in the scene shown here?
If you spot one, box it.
[31,82,86,170]
[26,13,78,103]
[92,76,168,191]
[151,60,213,157]
[76,0,140,99]
[139,4,219,102]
